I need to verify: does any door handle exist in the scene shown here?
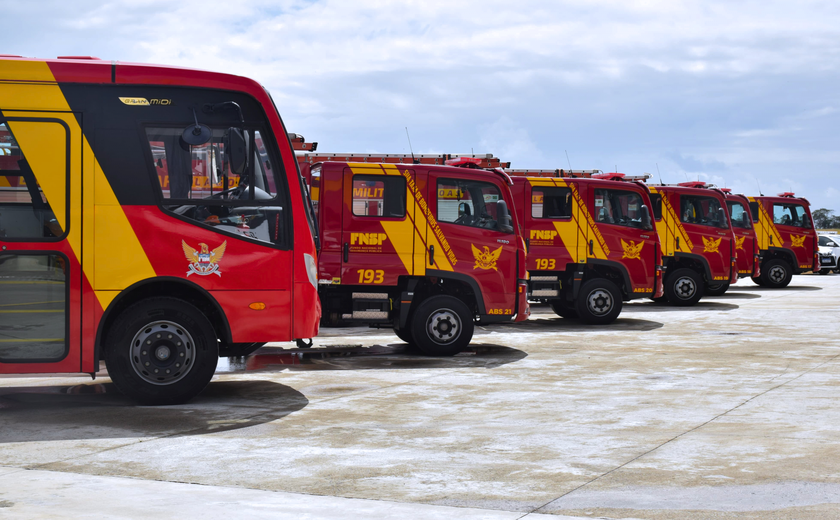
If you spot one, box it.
[676,237,680,249]
[589,240,594,255]
[429,245,435,266]
[640,235,650,239]
[343,242,349,262]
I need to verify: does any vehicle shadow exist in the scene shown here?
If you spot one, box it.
[704,292,761,299]
[730,285,823,292]
[223,344,528,373]
[622,301,740,312]
[484,317,664,332]
[0,380,308,443]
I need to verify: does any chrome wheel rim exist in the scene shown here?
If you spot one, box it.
[425,308,461,345]
[586,288,613,316]
[129,320,195,386]
[674,276,697,300]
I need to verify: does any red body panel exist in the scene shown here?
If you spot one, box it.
[724,193,760,278]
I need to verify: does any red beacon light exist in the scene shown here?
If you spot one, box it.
[778,192,796,198]
[445,156,482,168]
[720,188,732,194]
[592,172,626,181]
[678,181,707,188]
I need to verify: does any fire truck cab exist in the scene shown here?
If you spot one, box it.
[722,190,761,283]
[0,57,320,404]
[313,159,529,355]
[747,193,819,287]
[508,172,663,323]
[647,182,738,304]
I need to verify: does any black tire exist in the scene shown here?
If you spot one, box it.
[705,282,730,296]
[761,259,793,288]
[549,300,578,319]
[751,275,765,286]
[819,269,831,275]
[104,297,218,405]
[574,279,622,324]
[393,324,413,344]
[664,268,703,306]
[410,295,474,356]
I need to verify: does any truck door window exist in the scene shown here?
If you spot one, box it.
[0,121,66,240]
[727,201,751,229]
[680,195,728,228]
[773,203,809,228]
[437,178,510,232]
[531,187,571,218]
[594,189,647,228]
[351,175,406,217]
[145,127,290,247]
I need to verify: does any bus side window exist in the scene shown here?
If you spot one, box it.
[0,121,65,239]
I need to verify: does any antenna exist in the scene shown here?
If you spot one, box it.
[405,127,418,164]
[656,163,663,184]
[565,150,572,170]
[755,178,763,196]
[683,171,689,181]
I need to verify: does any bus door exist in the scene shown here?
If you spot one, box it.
[591,186,658,291]
[0,114,82,374]
[427,171,518,315]
[340,166,414,286]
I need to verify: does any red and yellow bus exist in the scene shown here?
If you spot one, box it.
[0,56,320,404]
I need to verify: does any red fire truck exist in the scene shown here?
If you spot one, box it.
[311,157,529,355]
[721,190,761,285]
[505,170,664,323]
[0,57,321,404]
[746,193,819,287]
[647,182,738,304]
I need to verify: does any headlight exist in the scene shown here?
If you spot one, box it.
[304,253,318,289]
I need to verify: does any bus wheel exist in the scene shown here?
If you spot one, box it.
[761,259,792,288]
[410,295,474,356]
[549,300,578,319]
[705,282,730,296]
[664,268,703,306]
[104,297,218,405]
[575,279,622,324]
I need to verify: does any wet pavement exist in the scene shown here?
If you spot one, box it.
[1,276,839,519]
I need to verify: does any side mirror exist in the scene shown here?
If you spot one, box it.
[497,200,514,233]
[458,202,470,217]
[718,207,728,228]
[223,127,249,175]
[640,204,652,230]
[741,213,750,227]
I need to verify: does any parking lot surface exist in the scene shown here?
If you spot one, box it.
[1,276,839,519]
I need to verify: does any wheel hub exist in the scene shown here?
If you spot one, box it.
[129,320,195,386]
[769,266,785,283]
[426,309,461,345]
[675,277,696,299]
[586,289,612,316]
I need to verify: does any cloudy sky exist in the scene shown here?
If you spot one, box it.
[5,0,840,211]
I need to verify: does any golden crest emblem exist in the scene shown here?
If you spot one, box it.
[702,236,722,253]
[182,240,227,277]
[735,236,746,250]
[472,244,503,271]
[621,239,644,260]
[790,234,806,248]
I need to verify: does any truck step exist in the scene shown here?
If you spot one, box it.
[352,292,389,300]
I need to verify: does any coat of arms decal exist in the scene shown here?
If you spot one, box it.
[735,236,746,250]
[472,244,503,271]
[790,235,806,248]
[621,239,644,260]
[182,240,227,277]
[702,236,722,253]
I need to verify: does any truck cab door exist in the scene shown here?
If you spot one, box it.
[772,201,816,270]
[526,179,579,271]
[0,114,82,374]
[726,199,756,276]
[339,165,415,287]
[678,194,732,282]
[590,186,658,293]
[425,170,518,317]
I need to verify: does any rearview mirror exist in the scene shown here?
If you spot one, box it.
[497,200,514,233]
[640,204,652,230]
[223,127,249,175]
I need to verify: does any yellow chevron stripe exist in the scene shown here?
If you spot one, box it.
[651,187,692,254]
